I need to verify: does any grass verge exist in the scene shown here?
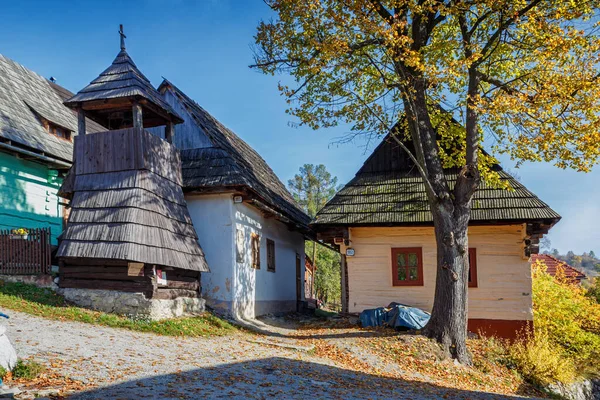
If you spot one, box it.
[0,281,236,337]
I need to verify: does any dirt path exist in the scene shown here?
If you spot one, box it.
[6,311,534,399]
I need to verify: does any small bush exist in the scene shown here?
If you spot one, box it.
[11,359,45,380]
[511,262,600,385]
[0,366,7,379]
[508,332,577,386]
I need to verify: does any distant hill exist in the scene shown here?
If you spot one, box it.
[542,249,600,277]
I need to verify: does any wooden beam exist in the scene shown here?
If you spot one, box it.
[153,288,199,300]
[80,98,133,111]
[165,121,175,143]
[59,278,151,292]
[78,108,86,135]
[132,101,143,128]
[139,99,175,125]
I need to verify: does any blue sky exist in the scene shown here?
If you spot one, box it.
[1,0,598,255]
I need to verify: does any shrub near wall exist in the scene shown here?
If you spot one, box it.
[510,263,600,385]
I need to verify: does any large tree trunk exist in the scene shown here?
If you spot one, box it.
[423,205,471,364]
[398,71,478,364]
[418,68,480,365]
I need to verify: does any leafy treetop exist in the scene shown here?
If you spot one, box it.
[254,0,600,174]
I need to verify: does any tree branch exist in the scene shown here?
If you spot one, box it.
[349,89,437,197]
[368,0,394,25]
[475,0,543,66]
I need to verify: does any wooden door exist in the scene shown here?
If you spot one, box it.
[296,253,302,311]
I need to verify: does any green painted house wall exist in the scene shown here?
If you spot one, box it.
[0,151,64,246]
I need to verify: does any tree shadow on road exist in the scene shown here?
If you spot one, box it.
[68,356,543,400]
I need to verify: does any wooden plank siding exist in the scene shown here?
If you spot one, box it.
[341,225,533,321]
[0,228,51,275]
[0,152,64,245]
[74,127,182,185]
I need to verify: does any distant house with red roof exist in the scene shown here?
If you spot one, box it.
[531,254,587,283]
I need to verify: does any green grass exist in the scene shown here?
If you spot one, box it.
[314,308,338,318]
[0,281,237,337]
[11,359,45,379]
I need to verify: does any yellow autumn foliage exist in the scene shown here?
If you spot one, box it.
[509,262,600,385]
[509,332,577,386]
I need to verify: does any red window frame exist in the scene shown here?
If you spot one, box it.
[391,247,424,286]
[468,248,478,288]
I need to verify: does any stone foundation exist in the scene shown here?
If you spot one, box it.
[60,288,205,320]
[0,274,56,289]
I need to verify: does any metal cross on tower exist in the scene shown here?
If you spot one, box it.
[119,24,126,50]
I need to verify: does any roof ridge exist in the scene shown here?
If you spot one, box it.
[160,78,310,227]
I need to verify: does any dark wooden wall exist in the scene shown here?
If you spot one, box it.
[74,127,182,184]
[59,258,200,299]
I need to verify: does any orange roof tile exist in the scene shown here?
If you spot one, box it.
[531,254,587,282]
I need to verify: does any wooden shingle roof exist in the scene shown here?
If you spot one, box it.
[58,128,209,272]
[64,49,183,124]
[314,132,561,226]
[0,54,102,163]
[48,81,107,134]
[160,80,311,230]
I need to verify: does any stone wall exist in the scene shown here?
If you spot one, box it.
[0,274,55,289]
[60,288,205,320]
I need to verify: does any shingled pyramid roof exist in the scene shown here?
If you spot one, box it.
[64,49,182,124]
[314,131,561,228]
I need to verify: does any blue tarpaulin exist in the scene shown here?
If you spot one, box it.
[359,303,430,330]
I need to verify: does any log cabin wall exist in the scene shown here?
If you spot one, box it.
[341,224,533,322]
[59,259,200,299]
[153,268,201,300]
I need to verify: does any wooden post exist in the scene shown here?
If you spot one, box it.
[165,121,175,143]
[78,108,86,135]
[132,101,143,128]
[340,254,348,313]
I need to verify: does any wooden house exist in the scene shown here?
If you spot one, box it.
[145,79,312,319]
[56,29,209,319]
[531,254,587,284]
[0,54,104,247]
[304,255,317,309]
[313,131,561,339]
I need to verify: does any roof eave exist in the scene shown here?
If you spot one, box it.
[312,217,560,230]
[0,140,71,168]
[184,184,312,233]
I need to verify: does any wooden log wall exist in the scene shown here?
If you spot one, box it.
[155,268,201,299]
[59,259,201,299]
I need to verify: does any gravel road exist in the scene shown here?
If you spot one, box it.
[5,311,534,399]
